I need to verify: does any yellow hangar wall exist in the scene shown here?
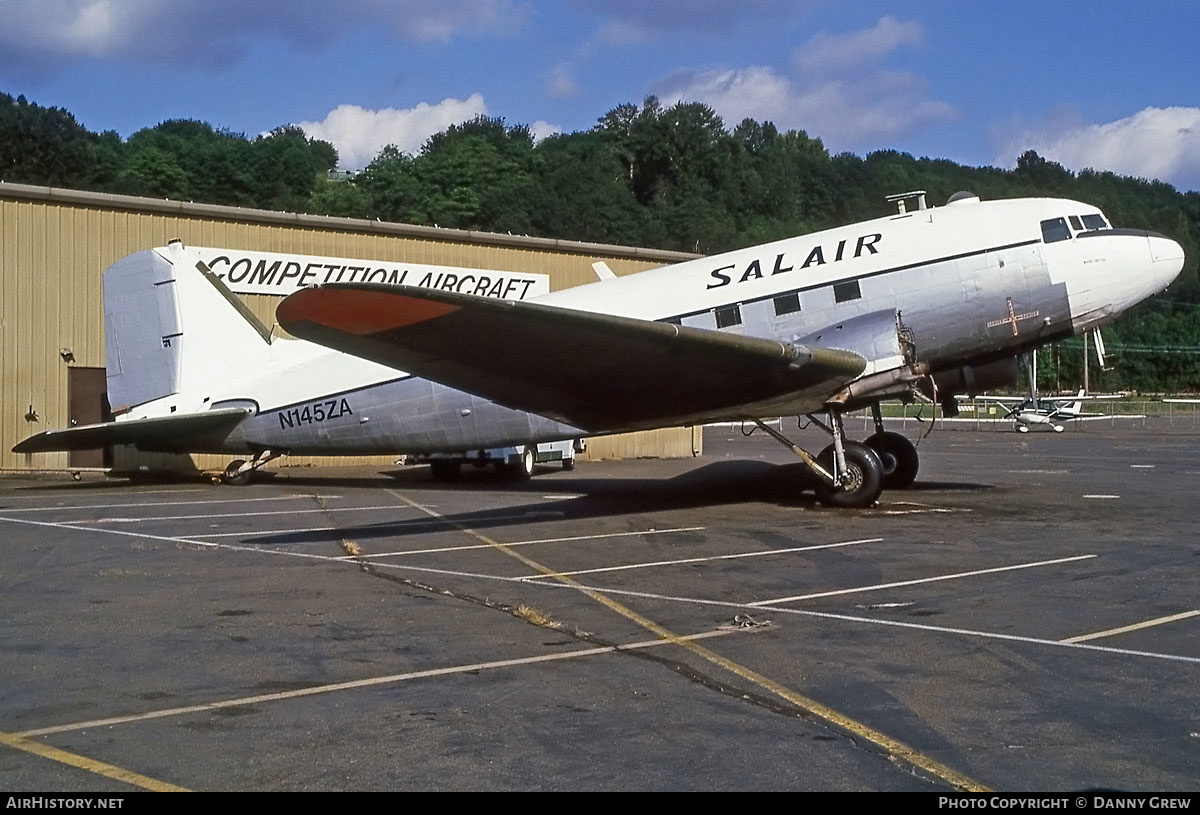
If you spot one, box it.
[0,182,702,475]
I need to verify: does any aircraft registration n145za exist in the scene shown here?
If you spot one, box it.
[15,191,1185,507]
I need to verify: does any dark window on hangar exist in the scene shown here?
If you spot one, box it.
[833,280,861,303]
[714,304,742,328]
[1040,217,1072,243]
[773,292,801,315]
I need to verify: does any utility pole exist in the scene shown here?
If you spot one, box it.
[1083,332,1090,392]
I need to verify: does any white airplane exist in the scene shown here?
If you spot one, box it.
[972,346,1127,432]
[976,389,1092,433]
[14,191,1185,508]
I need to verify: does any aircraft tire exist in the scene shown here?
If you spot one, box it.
[561,456,576,471]
[814,441,884,509]
[222,459,252,487]
[864,431,919,489]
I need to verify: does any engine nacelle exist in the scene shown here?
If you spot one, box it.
[922,357,1020,399]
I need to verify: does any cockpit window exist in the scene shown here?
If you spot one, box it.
[1069,215,1083,231]
[1081,213,1109,230]
[1040,218,1072,243]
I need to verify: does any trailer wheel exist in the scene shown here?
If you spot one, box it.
[515,447,535,479]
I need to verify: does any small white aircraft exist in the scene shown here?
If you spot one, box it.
[971,346,1126,432]
[977,389,1090,433]
[15,191,1185,508]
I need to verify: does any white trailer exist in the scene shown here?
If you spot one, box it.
[418,439,581,480]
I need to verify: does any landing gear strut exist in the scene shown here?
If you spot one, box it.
[219,449,281,486]
[752,407,884,508]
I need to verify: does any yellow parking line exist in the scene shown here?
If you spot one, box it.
[388,490,989,792]
[0,730,189,792]
[1062,610,1200,644]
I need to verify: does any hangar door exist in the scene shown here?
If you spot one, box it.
[68,367,112,469]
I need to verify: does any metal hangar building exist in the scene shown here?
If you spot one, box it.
[0,182,703,476]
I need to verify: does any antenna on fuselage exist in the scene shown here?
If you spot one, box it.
[885,190,927,215]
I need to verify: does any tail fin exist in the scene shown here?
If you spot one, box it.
[1063,388,1085,416]
[105,241,274,416]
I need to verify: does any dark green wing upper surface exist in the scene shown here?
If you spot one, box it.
[277,284,865,432]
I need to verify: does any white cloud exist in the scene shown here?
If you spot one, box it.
[793,15,924,74]
[568,1,808,37]
[657,65,953,152]
[528,120,562,143]
[298,95,489,170]
[0,0,518,73]
[548,64,579,99]
[996,107,1200,192]
[653,17,951,153]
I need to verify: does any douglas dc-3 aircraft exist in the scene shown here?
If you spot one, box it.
[14,191,1184,507]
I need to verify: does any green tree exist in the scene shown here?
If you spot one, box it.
[415,115,537,232]
[528,131,643,244]
[0,92,96,185]
[358,145,427,223]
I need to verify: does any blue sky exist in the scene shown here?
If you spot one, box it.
[2,1,1199,191]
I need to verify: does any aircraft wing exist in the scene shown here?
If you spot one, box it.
[277,284,867,432]
[966,395,1025,403]
[13,407,252,454]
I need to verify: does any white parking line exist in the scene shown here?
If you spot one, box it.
[15,627,751,738]
[0,488,208,501]
[519,537,884,580]
[1,513,1193,667]
[1,495,341,513]
[192,510,567,539]
[82,504,416,524]
[359,526,707,560]
[520,581,1200,666]
[1061,610,1200,643]
[748,555,1097,605]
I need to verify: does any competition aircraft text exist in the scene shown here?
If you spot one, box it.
[194,248,550,300]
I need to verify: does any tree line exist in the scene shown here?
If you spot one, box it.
[3,91,1198,392]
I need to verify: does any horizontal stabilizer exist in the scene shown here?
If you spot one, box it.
[13,408,251,454]
[277,284,866,432]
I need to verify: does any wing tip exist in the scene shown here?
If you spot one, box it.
[278,286,460,336]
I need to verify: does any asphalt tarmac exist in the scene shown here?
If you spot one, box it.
[1,418,1197,792]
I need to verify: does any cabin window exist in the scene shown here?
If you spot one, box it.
[833,280,861,303]
[714,304,742,328]
[1081,213,1109,230]
[773,292,801,316]
[1040,217,1072,243]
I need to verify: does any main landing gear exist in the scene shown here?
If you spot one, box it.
[752,401,919,508]
[863,402,919,489]
[217,449,281,486]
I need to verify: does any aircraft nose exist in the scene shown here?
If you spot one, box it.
[1146,231,1185,289]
